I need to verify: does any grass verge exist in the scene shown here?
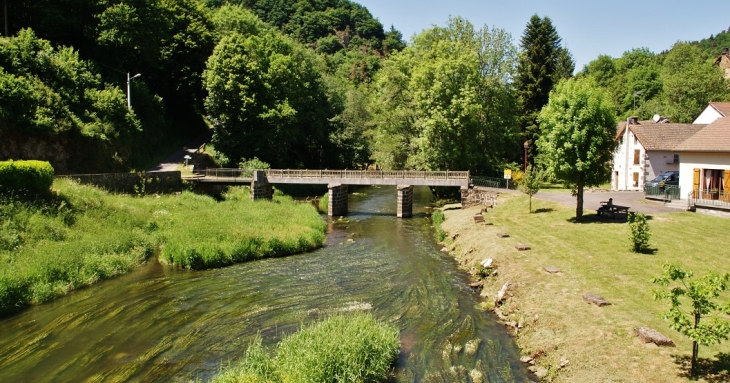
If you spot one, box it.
[0,179,326,316]
[438,193,730,382]
[211,312,400,383]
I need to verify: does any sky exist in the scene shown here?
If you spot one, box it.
[355,0,730,72]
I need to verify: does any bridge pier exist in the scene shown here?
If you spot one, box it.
[397,185,413,218]
[251,171,272,200]
[328,184,348,216]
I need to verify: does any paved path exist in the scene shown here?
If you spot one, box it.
[147,130,213,172]
[533,190,681,214]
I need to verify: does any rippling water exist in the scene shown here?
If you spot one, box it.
[0,186,529,382]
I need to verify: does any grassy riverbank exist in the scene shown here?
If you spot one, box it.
[211,312,400,383]
[439,194,730,382]
[0,179,325,316]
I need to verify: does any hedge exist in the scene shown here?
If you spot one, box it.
[0,160,54,196]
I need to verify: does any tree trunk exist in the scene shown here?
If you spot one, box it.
[576,176,584,222]
[691,312,700,376]
[529,194,532,213]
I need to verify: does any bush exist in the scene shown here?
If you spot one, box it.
[0,160,54,196]
[211,312,400,383]
[628,212,651,252]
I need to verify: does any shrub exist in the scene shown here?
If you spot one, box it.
[211,313,400,383]
[628,212,651,253]
[0,160,54,196]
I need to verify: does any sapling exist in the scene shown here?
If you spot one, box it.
[652,264,730,376]
[628,212,651,253]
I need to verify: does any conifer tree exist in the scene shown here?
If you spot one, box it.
[515,15,573,162]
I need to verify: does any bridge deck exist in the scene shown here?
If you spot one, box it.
[186,169,469,188]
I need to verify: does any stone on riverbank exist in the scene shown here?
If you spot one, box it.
[582,293,611,307]
[542,266,561,274]
[633,327,675,347]
[515,243,530,251]
[496,232,509,238]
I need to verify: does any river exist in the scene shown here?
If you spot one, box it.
[0,186,529,382]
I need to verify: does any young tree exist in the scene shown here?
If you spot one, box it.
[536,77,617,222]
[521,164,544,213]
[653,264,730,376]
[515,14,573,161]
[628,212,651,252]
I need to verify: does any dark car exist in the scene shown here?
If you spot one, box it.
[646,171,679,187]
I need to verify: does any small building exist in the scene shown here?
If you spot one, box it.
[612,116,705,191]
[676,117,730,209]
[693,101,730,124]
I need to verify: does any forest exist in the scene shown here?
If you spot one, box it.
[1,1,729,175]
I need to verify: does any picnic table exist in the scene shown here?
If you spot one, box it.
[597,201,630,220]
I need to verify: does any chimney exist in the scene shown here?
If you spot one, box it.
[628,116,639,125]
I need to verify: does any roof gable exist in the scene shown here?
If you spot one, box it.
[710,102,730,118]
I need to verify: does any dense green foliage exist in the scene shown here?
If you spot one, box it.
[515,15,573,161]
[579,41,730,122]
[653,264,730,375]
[211,312,400,383]
[0,179,325,316]
[0,160,54,196]
[537,77,617,222]
[370,17,519,174]
[628,212,651,253]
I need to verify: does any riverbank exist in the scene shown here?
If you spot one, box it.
[0,179,325,316]
[439,193,730,382]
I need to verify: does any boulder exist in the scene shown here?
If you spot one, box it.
[582,293,611,307]
[633,327,675,347]
[494,282,513,305]
[496,232,510,238]
[480,258,494,268]
[473,213,484,223]
[542,266,561,274]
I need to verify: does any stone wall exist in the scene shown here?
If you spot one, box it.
[57,171,182,194]
[251,181,273,200]
[397,185,413,218]
[461,187,498,208]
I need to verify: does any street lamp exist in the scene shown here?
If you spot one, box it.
[127,73,141,110]
[523,141,530,172]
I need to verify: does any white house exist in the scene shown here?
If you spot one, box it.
[612,117,705,190]
[676,117,730,205]
[693,102,730,124]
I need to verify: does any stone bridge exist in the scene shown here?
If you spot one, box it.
[186,168,472,218]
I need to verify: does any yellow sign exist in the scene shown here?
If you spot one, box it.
[503,169,512,179]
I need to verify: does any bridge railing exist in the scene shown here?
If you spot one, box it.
[266,169,469,180]
[196,168,255,178]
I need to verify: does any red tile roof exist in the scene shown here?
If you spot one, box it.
[674,117,730,152]
[630,123,706,150]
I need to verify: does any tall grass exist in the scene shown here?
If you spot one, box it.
[432,210,446,242]
[0,179,326,316]
[211,312,400,383]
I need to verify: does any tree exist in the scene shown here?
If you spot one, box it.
[628,212,651,252]
[653,264,730,376]
[515,14,573,161]
[536,77,617,222]
[521,164,544,213]
[369,17,519,174]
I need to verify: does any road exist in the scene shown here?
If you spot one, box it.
[147,130,212,172]
[533,190,682,214]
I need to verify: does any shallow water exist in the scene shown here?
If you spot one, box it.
[0,186,529,382]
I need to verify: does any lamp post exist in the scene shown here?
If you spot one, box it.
[127,73,141,110]
[523,141,530,172]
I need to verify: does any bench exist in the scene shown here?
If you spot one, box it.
[597,201,630,221]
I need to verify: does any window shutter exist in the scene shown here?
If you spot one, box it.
[724,170,730,191]
[693,168,701,191]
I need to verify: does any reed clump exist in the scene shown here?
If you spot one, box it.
[211,312,400,383]
[0,179,326,316]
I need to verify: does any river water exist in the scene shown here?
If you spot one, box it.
[0,186,529,382]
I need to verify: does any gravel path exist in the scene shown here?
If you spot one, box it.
[147,130,212,172]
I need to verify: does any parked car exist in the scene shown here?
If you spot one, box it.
[646,171,679,187]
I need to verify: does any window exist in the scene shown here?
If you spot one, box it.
[673,154,679,164]
[633,149,640,165]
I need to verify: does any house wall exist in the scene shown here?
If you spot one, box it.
[645,150,680,180]
[693,106,723,124]
[678,152,730,199]
[612,129,646,190]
